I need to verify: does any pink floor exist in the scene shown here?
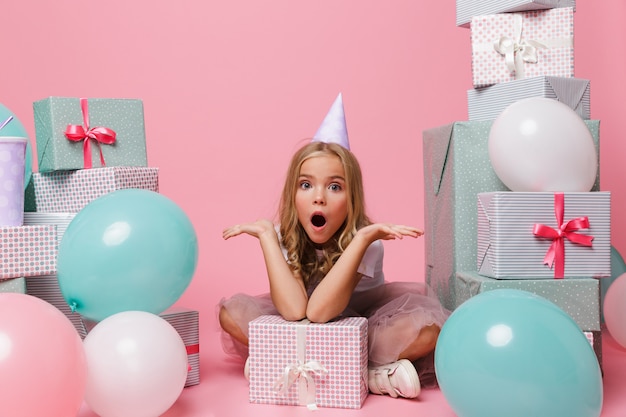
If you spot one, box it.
[76,326,626,417]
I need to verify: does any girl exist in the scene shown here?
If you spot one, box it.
[218,95,449,399]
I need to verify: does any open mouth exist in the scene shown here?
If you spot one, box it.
[311,214,327,227]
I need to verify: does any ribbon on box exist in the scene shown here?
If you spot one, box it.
[273,319,328,411]
[532,193,594,279]
[474,13,573,79]
[64,98,116,168]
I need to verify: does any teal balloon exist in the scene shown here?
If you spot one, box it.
[0,103,33,189]
[57,189,198,322]
[600,246,626,322]
[435,289,602,417]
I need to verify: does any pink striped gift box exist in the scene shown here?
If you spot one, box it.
[249,315,368,409]
[160,307,200,387]
[477,192,611,279]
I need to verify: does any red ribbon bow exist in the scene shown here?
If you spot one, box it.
[532,192,594,279]
[64,98,116,168]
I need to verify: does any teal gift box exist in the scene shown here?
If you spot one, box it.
[33,97,148,173]
[422,120,600,310]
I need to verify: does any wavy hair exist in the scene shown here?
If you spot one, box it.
[278,141,371,288]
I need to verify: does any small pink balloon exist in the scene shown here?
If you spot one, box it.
[604,272,626,348]
[489,97,598,192]
[0,293,87,417]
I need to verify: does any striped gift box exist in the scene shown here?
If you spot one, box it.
[477,192,611,279]
[470,7,574,88]
[160,308,200,387]
[249,315,368,410]
[456,0,575,28]
[467,77,590,121]
[31,166,158,213]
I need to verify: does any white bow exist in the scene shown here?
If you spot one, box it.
[493,15,547,79]
[273,360,328,411]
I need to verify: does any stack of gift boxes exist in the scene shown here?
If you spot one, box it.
[14,97,200,387]
[424,0,606,370]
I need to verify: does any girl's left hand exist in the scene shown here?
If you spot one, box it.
[357,223,424,242]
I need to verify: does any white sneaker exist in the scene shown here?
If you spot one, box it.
[244,357,250,380]
[368,359,421,399]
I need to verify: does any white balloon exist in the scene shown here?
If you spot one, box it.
[83,311,189,417]
[604,273,626,349]
[488,97,598,192]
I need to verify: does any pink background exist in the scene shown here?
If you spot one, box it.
[2,1,626,415]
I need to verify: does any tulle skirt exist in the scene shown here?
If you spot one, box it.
[217,281,450,388]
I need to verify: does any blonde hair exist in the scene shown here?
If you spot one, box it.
[279,141,371,288]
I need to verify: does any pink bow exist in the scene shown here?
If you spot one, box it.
[532,193,594,279]
[64,98,116,168]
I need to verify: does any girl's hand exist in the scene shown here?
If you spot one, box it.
[356,223,424,243]
[222,219,276,240]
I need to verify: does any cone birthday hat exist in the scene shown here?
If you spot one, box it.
[312,93,350,150]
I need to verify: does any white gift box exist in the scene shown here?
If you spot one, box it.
[467,76,590,121]
[477,192,611,279]
[456,0,575,27]
[249,315,368,409]
[470,7,574,88]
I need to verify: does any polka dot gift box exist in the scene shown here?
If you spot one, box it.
[33,97,148,173]
[249,315,368,410]
[0,225,57,279]
[470,7,575,88]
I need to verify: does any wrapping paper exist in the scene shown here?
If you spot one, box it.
[477,192,611,279]
[0,225,57,279]
[467,76,590,121]
[456,0,575,27]
[0,277,26,294]
[31,166,159,212]
[249,315,368,409]
[470,7,574,87]
[422,120,600,310]
[33,97,147,172]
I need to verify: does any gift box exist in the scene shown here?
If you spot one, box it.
[422,120,600,310]
[160,307,200,387]
[455,271,602,369]
[31,166,159,213]
[249,315,368,410]
[33,97,147,172]
[0,225,57,279]
[0,277,26,294]
[477,192,611,279]
[470,7,574,88]
[467,76,590,121]
[456,0,575,28]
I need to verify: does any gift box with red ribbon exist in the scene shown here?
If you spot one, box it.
[31,166,158,213]
[33,97,148,173]
[470,7,574,88]
[249,315,368,410]
[477,191,611,279]
[0,225,57,279]
[160,307,200,387]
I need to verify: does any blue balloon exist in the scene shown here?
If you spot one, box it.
[435,289,602,417]
[57,189,198,322]
[0,103,33,189]
[600,246,626,322]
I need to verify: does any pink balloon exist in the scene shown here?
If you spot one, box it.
[83,311,189,417]
[0,293,86,417]
[604,273,626,348]
[488,97,598,192]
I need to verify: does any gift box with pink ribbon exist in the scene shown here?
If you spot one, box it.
[33,97,148,173]
[160,307,200,387]
[456,0,575,28]
[249,315,368,410]
[0,225,57,279]
[30,166,158,212]
[477,191,611,279]
[470,7,574,88]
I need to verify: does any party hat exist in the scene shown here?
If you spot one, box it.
[312,93,350,150]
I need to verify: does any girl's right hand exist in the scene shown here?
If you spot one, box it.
[222,219,276,240]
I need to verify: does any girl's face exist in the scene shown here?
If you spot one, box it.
[295,154,348,245]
